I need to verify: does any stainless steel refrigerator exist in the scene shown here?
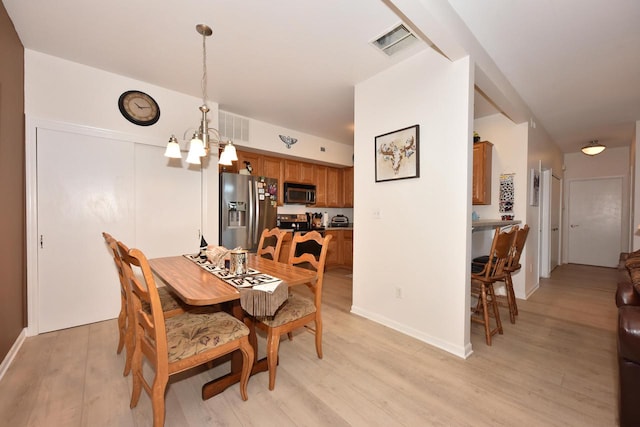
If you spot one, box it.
[219,172,278,252]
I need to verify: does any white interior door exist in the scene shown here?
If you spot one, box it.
[36,128,135,333]
[134,144,202,258]
[35,128,204,334]
[550,175,561,270]
[568,177,622,267]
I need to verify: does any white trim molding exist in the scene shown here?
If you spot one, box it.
[0,328,27,381]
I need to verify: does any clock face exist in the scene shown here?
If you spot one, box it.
[118,90,160,126]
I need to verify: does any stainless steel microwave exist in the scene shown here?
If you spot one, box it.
[284,182,316,204]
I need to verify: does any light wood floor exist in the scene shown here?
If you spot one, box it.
[0,264,619,426]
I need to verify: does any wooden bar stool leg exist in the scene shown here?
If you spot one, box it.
[488,284,503,335]
[480,284,492,346]
[505,273,517,323]
[508,273,518,316]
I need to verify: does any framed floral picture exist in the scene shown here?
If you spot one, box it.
[375,124,420,182]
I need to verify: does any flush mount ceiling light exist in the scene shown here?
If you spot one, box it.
[581,140,606,156]
[165,24,237,166]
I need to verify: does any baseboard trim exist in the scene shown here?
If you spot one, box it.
[0,328,27,381]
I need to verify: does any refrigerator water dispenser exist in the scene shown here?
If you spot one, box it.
[227,202,247,227]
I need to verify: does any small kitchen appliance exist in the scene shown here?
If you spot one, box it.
[330,214,350,227]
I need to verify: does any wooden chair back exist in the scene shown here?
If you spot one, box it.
[507,224,530,271]
[473,226,518,283]
[257,227,286,261]
[287,231,332,309]
[103,232,126,297]
[102,231,130,368]
[117,241,170,372]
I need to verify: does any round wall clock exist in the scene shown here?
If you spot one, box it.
[118,90,160,126]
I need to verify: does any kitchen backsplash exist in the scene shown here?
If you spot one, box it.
[277,205,353,224]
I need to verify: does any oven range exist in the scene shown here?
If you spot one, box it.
[276,213,325,236]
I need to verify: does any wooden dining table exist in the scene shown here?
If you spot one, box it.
[148,253,317,399]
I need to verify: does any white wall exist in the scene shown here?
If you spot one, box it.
[524,119,563,296]
[472,114,528,297]
[24,50,354,240]
[563,146,632,260]
[232,114,353,167]
[353,49,473,358]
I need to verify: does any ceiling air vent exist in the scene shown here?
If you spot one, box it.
[218,111,250,142]
[372,24,418,56]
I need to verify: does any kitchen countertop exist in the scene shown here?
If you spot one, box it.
[472,219,521,230]
[280,226,354,232]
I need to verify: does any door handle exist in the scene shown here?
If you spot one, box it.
[570,224,579,228]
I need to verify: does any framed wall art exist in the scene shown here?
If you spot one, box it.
[375,124,420,182]
[530,168,540,206]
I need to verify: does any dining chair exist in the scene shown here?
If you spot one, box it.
[501,224,530,323]
[256,227,287,261]
[254,230,332,390]
[118,242,254,427]
[102,232,186,376]
[470,226,517,345]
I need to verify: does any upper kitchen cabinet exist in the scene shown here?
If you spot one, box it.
[472,141,493,205]
[262,155,284,205]
[284,159,315,184]
[236,151,263,176]
[326,167,343,207]
[314,165,328,206]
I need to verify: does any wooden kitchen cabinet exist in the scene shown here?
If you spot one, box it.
[235,151,263,176]
[325,230,341,267]
[342,167,353,208]
[262,155,283,205]
[324,229,353,268]
[343,230,353,267]
[284,160,316,184]
[314,165,328,206]
[472,141,493,205]
[227,149,353,207]
[326,167,343,207]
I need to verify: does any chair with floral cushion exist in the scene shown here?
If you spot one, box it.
[102,232,186,376]
[117,242,254,427]
[254,230,332,390]
[256,227,286,261]
[470,226,517,345]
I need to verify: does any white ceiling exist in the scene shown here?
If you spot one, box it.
[4,0,640,153]
[451,0,640,152]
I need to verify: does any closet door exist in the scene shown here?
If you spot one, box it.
[134,144,202,258]
[36,128,135,333]
[35,128,204,333]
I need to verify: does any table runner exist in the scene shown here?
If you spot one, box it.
[183,254,288,316]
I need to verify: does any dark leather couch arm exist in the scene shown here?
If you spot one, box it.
[619,306,640,362]
[618,305,640,426]
[617,282,640,307]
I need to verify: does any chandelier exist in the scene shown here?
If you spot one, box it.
[164,24,237,165]
[581,140,606,156]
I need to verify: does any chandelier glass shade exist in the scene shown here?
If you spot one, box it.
[581,140,606,156]
[164,24,237,166]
